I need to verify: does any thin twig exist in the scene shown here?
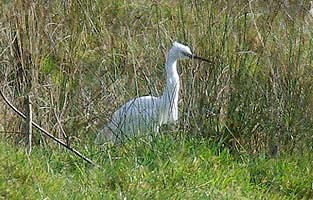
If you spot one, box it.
[26,94,32,155]
[223,123,246,152]
[0,89,99,167]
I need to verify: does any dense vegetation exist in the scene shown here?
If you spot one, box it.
[1,0,312,199]
[1,137,312,199]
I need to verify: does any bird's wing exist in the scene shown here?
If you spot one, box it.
[112,96,159,124]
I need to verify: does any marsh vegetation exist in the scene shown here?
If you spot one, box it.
[0,1,312,199]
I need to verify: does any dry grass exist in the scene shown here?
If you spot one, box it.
[0,0,312,154]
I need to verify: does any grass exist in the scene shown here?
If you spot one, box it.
[1,0,313,152]
[1,1,313,199]
[1,135,312,199]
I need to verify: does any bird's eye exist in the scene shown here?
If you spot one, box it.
[182,52,192,58]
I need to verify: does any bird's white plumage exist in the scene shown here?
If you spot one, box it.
[95,41,195,144]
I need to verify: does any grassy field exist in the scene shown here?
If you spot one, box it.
[1,136,312,199]
[1,0,313,199]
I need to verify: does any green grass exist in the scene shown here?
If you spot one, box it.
[1,136,312,199]
[1,1,313,199]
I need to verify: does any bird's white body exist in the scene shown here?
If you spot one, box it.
[95,42,194,144]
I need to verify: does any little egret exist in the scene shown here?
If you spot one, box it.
[95,41,209,144]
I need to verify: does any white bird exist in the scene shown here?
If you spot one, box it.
[95,41,209,144]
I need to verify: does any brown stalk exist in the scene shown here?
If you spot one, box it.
[0,88,98,167]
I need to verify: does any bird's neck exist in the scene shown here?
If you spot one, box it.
[164,53,179,96]
[165,53,178,76]
[165,48,179,74]
[158,52,180,124]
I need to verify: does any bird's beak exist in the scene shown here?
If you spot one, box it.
[183,52,211,63]
[191,54,211,63]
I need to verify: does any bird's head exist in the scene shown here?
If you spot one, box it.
[172,41,193,59]
[171,41,210,62]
